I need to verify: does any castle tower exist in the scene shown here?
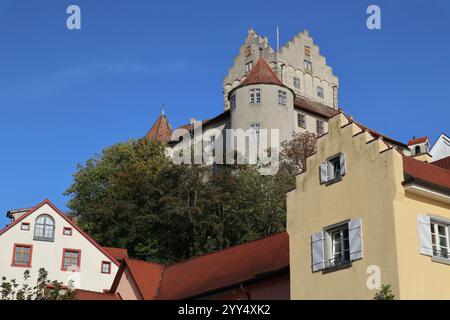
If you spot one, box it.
[223,29,339,110]
[228,58,295,144]
[145,111,173,143]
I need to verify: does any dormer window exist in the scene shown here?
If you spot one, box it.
[21,222,30,231]
[245,61,253,74]
[63,227,73,236]
[414,145,421,155]
[33,215,55,242]
[320,153,346,184]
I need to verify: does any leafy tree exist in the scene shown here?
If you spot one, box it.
[0,269,76,300]
[373,284,396,300]
[65,133,316,263]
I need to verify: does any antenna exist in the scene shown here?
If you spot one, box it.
[161,103,165,116]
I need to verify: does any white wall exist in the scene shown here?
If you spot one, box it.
[0,202,118,293]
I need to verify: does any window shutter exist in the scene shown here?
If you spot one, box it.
[340,153,346,176]
[320,162,328,184]
[417,215,432,256]
[311,231,325,272]
[349,219,363,261]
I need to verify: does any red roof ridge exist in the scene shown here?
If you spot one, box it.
[408,136,429,146]
[167,231,287,267]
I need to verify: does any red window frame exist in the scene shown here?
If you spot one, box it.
[11,244,33,268]
[63,227,73,236]
[101,261,111,274]
[21,222,30,231]
[61,248,81,272]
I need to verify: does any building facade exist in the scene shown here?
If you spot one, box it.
[287,113,450,299]
[0,200,123,293]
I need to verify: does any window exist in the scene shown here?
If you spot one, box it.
[278,90,287,106]
[12,244,32,268]
[245,46,252,57]
[297,113,306,129]
[327,225,350,268]
[311,219,362,272]
[316,120,325,135]
[245,61,253,73]
[414,145,421,155]
[431,221,449,258]
[210,135,216,158]
[230,94,236,111]
[305,45,311,57]
[320,153,346,184]
[21,223,30,231]
[249,88,261,104]
[293,77,301,89]
[63,227,73,236]
[101,261,111,274]
[317,86,324,98]
[250,123,260,144]
[304,60,312,72]
[34,215,55,242]
[62,249,81,272]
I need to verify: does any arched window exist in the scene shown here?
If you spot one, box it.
[415,146,421,155]
[34,215,55,242]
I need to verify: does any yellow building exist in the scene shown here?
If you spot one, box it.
[287,113,450,299]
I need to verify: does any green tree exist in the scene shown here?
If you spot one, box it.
[373,284,396,300]
[0,269,76,300]
[65,133,316,263]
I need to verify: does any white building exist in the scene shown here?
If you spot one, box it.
[0,199,123,293]
[430,133,450,161]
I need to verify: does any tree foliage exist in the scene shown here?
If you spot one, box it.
[373,284,396,300]
[0,269,76,300]
[65,133,316,263]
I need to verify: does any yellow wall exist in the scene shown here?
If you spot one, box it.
[287,114,403,299]
[394,192,450,299]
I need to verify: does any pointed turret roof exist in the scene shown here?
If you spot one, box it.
[145,113,172,143]
[241,58,284,87]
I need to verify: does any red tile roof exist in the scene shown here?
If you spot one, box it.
[403,155,450,190]
[431,156,450,171]
[352,119,408,149]
[102,247,129,261]
[111,232,289,300]
[408,136,429,146]
[145,114,172,143]
[75,289,121,300]
[239,58,284,87]
[294,96,340,119]
[124,259,165,300]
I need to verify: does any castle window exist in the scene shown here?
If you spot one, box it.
[278,90,287,106]
[293,77,301,89]
[317,86,324,98]
[297,113,306,129]
[230,94,236,111]
[304,60,312,72]
[320,153,346,184]
[250,123,260,144]
[316,120,324,135]
[305,45,311,57]
[249,88,261,104]
[210,135,216,158]
[12,244,33,268]
[34,215,55,242]
[245,61,253,74]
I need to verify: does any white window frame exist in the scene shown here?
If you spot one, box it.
[245,61,253,73]
[317,86,324,98]
[278,90,287,106]
[320,153,346,184]
[249,88,261,104]
[430,220,450,259]
[250,123,260,144]
[325,223,351,268]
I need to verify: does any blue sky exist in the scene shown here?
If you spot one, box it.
[0,0,449,227]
